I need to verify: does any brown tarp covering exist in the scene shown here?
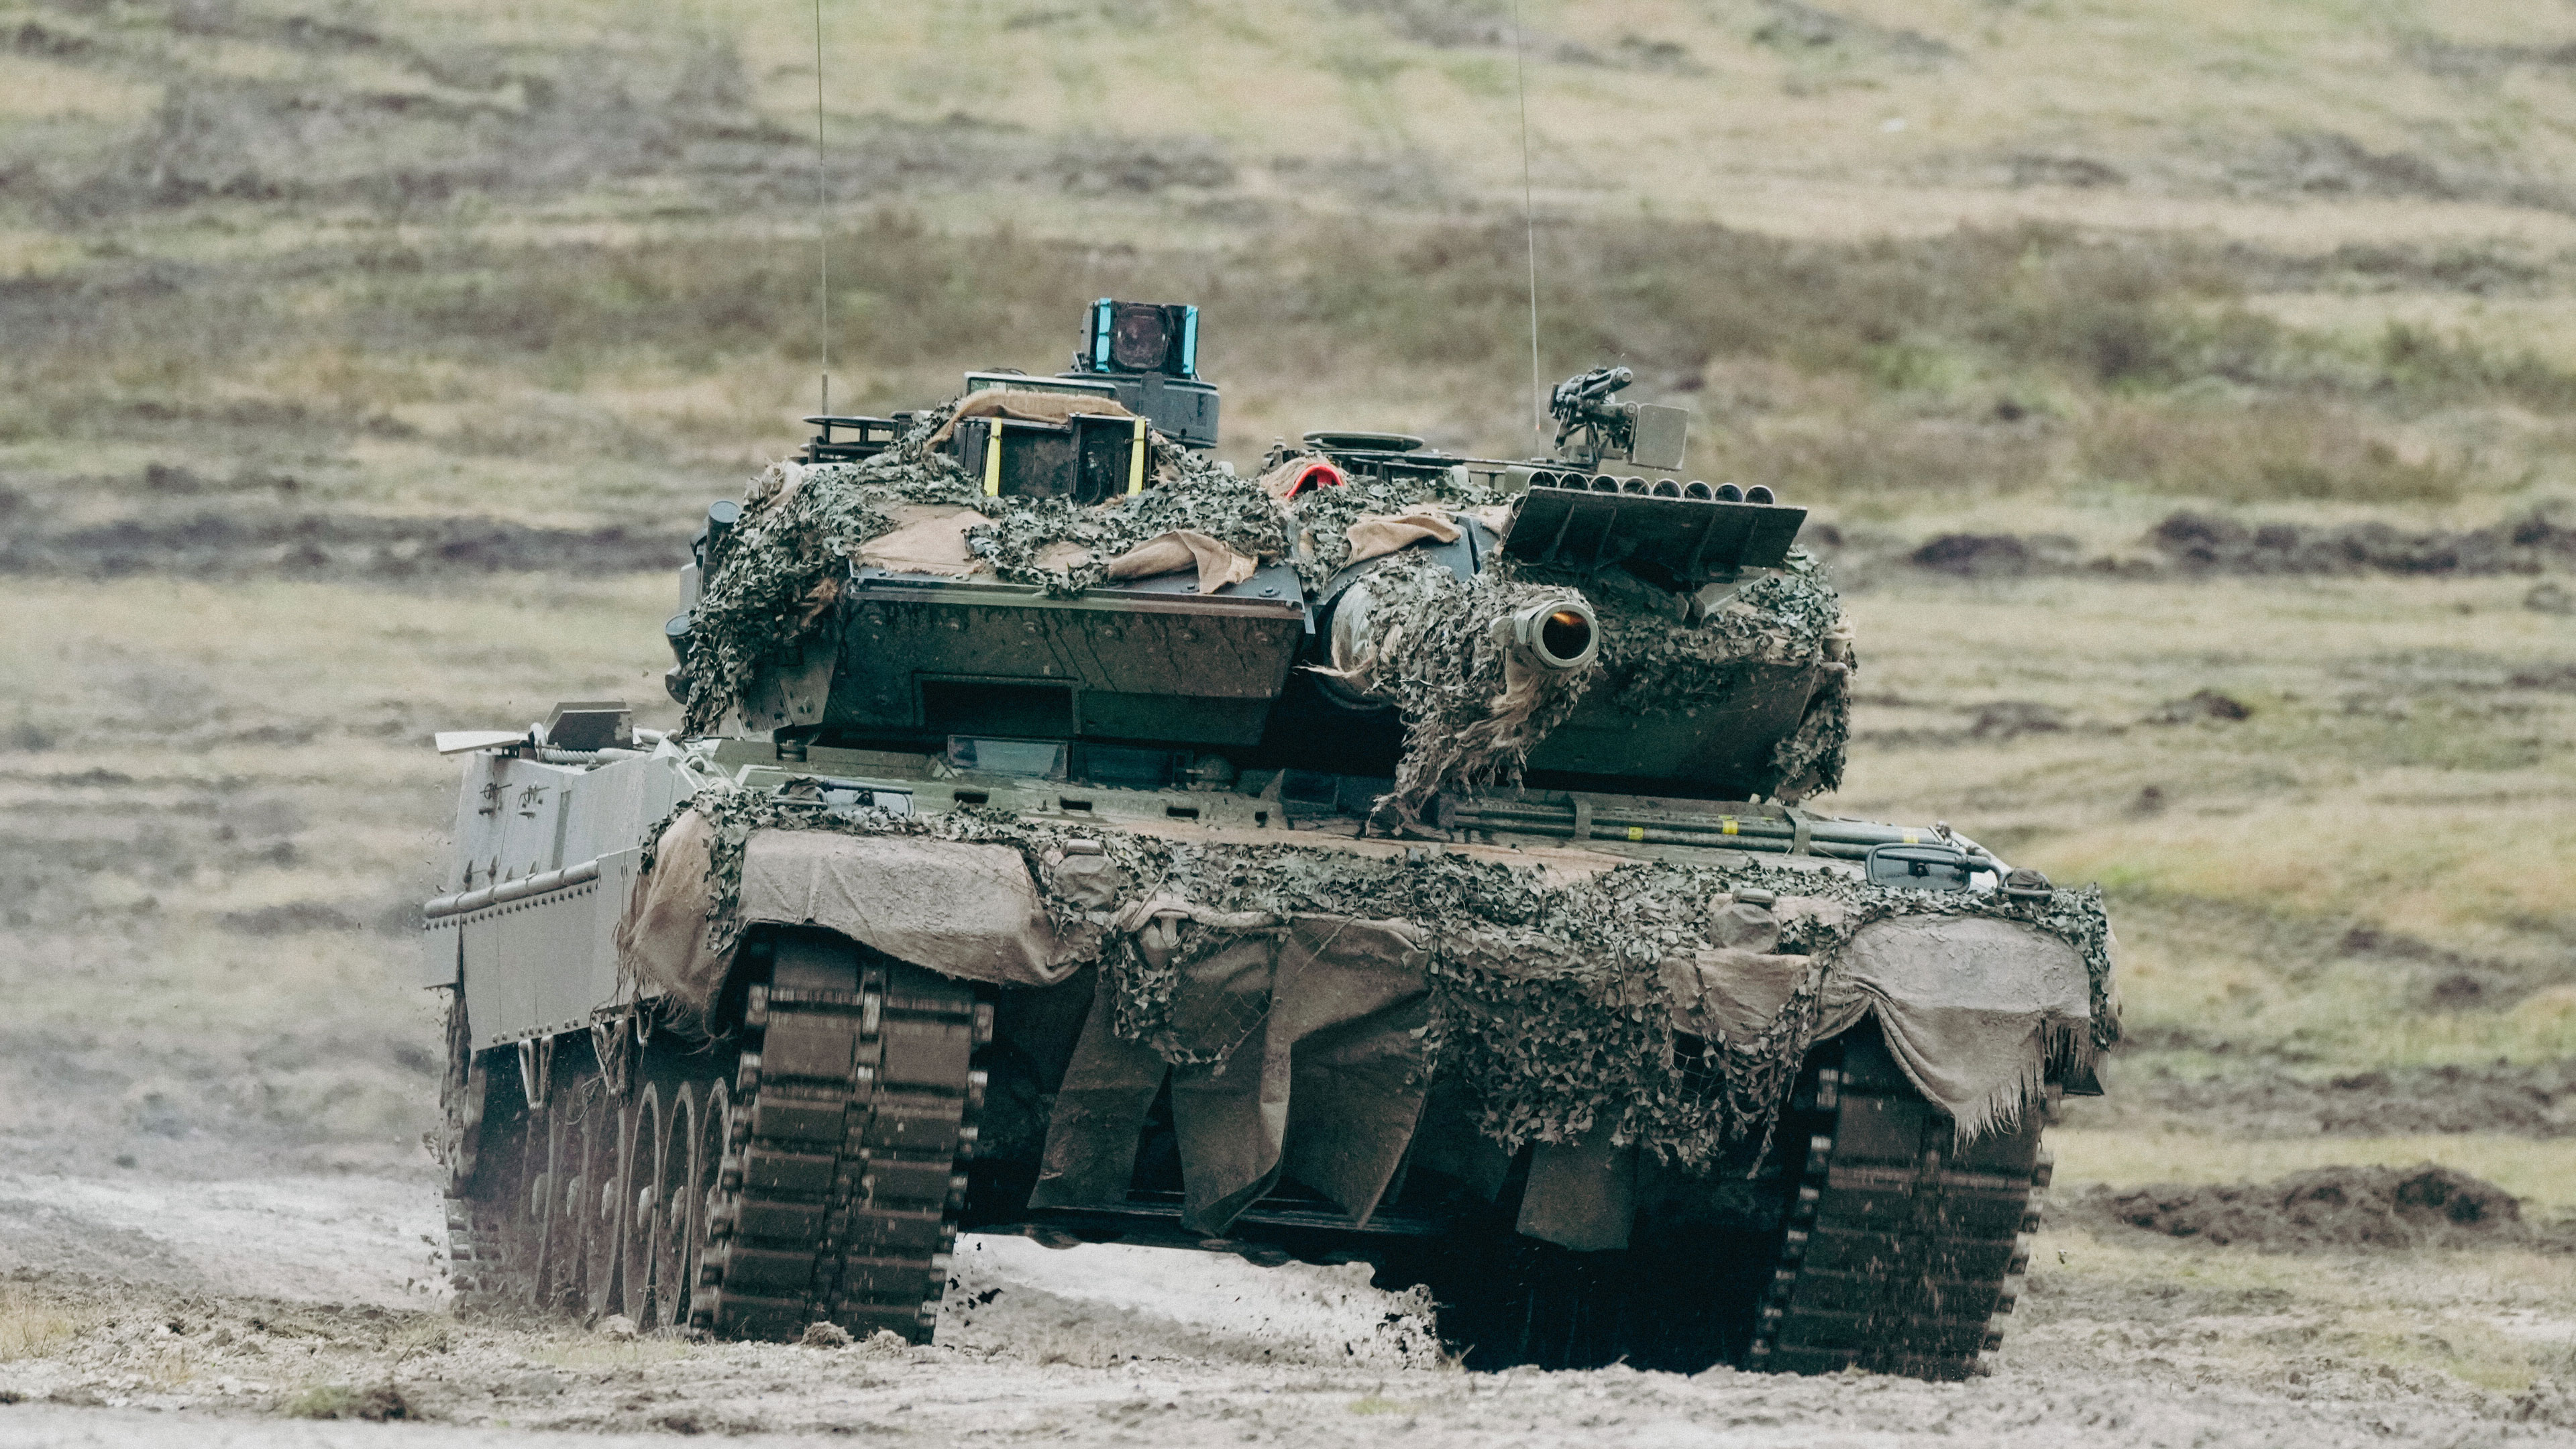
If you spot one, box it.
[1031,539,1094,576]
[1815,914,2092,1140]
[1103,529,1259,593]
[1515,1118,1637,1251]
[617,820,1091,1013]
[1030,914,1432,1235]
[614,810,727,1015]
[1662,947,1814,1040]
[737,830,1090,988]
[856,504,991,578]
[621,826,2092,1247]
[1343,504,1460,568]
[923,389,1136,449]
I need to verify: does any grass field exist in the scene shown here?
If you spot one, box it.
[12,0,2576,525]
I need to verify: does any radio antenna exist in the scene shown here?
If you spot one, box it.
[812,0,831,418]
[1511,0,1542,433]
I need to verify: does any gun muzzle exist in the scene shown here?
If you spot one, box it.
[1497,597,1599,671]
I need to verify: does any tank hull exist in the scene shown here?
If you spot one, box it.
[425,737,2081,1374]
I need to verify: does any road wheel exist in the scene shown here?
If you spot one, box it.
[646,1082,700,1330]
[579,1083,627,1319]
[619,1085,664,1323]
[687,1079,733,1332]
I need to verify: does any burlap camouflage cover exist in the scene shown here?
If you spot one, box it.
[616,787,2113,1241]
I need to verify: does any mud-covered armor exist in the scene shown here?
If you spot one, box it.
[416,303,2114,1379]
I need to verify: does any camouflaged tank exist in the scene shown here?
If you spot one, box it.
[414,301,2116,1378]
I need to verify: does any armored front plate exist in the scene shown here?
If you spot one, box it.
[832,563,1306,746]
[1527,662,1820,792]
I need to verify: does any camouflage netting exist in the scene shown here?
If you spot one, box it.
[675,405,1284,735]
[1274,458,1505,587]
[1766,659,1852,800]
[676,408,1852,798]
[1319,553,1600,827]
[635,786,2116,1173]
[1505,547,1854,800]
[971,431,1283,592]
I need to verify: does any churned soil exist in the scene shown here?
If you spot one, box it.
[2096,1061,2576,1140]
[2076,1165,2570,1252]
[1892,507,2576,580]
[5,1168,2576,1447]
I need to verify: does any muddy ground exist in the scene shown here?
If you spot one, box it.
[4,1165,2576,1448]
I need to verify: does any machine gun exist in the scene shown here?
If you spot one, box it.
[1548,365,1687,472]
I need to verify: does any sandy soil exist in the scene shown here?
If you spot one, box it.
[5,1167,2576,1448]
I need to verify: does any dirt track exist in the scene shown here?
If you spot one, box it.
[5,1166,2576,1448]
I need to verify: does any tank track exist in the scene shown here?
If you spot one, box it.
[1749,1042,2051,1381]
[696,949,987,1341]
[443,1195,509,1307]
[437,937,986,1340]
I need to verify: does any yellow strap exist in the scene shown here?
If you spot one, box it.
[1902,830,1919,844]
[1625,826,1646,842]
[1126,417,1147,494]
[981,423,1002,496]
[1721,816,1737,835]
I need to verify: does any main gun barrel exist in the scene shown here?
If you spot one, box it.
[1495,598,1599,671]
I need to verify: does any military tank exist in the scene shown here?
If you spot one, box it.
[414,299,2115,1379]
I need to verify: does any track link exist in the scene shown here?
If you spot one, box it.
[443,1195,510,1308]
[1750,1036,2050,1380]
[696,932,987,1341]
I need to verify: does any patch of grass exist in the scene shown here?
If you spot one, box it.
[0,1286,91,1361]
[283,1382,413,1421]
[2334,1311,2554,1393]
[390,1319,455,1357]
[9,205,2575,517]
[2376,321,2576,413]
[2100,912,2576,1071]
[2049,1130,2576,1209]
[0,575,675,1167]
[2050,796,2576,973]
[2082,398,2469,504]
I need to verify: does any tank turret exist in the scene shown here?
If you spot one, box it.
[694,305,1846,813]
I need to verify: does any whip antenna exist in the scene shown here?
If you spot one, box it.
[1511,0,1542,433]
[812,0,831,417]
